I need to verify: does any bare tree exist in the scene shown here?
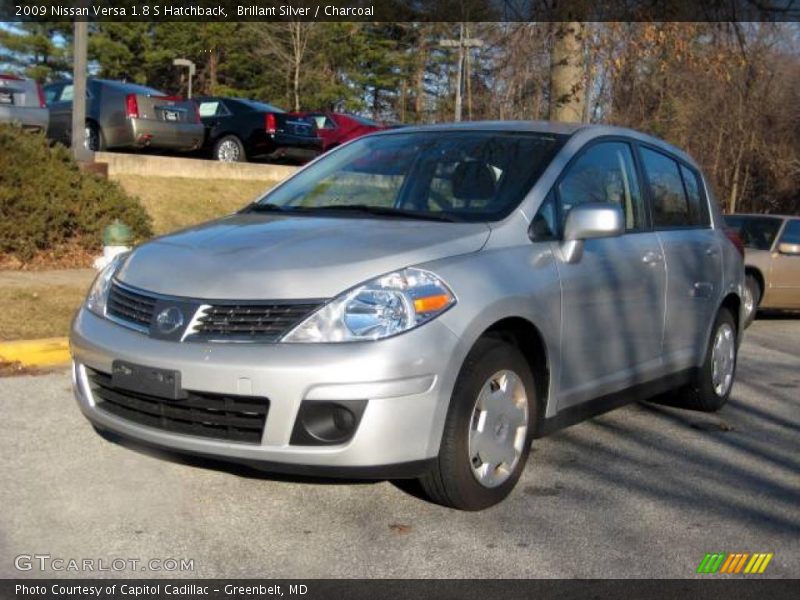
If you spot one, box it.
[549,22,586,122]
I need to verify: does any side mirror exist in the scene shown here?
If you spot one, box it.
[777,242,800,256]
[560,202,624,263]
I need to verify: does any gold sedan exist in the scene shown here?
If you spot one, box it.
[725,214,800,326]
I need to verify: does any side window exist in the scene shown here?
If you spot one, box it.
[679,164,710,227]
[555,141,646,232]
[780,220,800,245]
[641,147,691,228]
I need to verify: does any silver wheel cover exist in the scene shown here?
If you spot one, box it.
[468,369,529,488]
[711,323,736,397]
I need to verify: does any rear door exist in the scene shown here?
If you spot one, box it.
[769,219,800,308]
[639,146,721,369]
[44,82,74,144]
[550,140,667,408]
[197,98,233,143]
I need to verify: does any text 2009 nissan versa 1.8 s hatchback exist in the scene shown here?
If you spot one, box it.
[71,122,745,510]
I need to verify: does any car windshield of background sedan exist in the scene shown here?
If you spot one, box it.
[253,131,566,222]
[725,215,784,250]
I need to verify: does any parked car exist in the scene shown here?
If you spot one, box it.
[724,214,800,325]
[294,111,388,151]
[195,97,321,162]
[70,122,744,510]
[44,79,204,152]
[0,73,49,132]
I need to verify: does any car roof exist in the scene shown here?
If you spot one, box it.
[726,213,796,220]
[45,78,164,95]
[369,120,698,168]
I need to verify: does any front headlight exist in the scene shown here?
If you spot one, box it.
[282,268,456,343]
[85,252,128,318]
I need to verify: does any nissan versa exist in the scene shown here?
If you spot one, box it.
[70,122,745,510]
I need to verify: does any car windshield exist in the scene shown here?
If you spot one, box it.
[256,131,566,222]
[725,215,783,250]
[350,114,379,126]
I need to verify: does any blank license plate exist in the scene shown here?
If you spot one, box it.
[0,92,13,105]
[111,360,185,400]
[164,110,179,121]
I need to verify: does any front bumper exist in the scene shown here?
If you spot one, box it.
[70,309,462,475]
[126,118,204,151]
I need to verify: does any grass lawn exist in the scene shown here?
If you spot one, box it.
[114,175,280,235]
[0,284,88,341]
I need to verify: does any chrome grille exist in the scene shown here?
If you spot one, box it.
[190,302,322,342]
[107,282,156,329]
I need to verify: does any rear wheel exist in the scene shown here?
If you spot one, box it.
[213,135,246,162]
[419,337,537,510]
[84,121,105,152]
[678,307,738,412]
[742,273,761,327]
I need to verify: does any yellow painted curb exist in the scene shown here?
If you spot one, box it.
[0,337,70,367]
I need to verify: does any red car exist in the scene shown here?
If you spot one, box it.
[294,111,388,151]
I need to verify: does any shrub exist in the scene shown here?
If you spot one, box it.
[0,124,152,262]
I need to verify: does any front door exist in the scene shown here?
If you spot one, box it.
[770,219,800,308]
[550,141,666,408]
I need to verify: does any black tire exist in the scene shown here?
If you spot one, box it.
[678,307,738,412]
[213,134,246,162]
[742,273,761,328]
[85,121,105,152]
[419,337,537,510]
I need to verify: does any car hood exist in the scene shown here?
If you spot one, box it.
[117,214,490,300]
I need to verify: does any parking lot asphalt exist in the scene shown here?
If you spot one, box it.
[1,318,798,579]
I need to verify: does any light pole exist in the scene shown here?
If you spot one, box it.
[439,23,483,122]
[71,19,91,161]
[172,58,196,98]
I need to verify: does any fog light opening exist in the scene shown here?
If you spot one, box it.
[291,400,367,446]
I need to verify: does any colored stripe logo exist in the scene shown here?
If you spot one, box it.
[697,552,773,574]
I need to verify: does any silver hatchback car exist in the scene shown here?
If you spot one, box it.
[71,122,745,510]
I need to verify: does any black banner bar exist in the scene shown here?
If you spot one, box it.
[2,0,800,22]
[3,579,800,600]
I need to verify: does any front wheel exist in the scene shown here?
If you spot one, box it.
[419,337,537,510]
[679,307,738,412]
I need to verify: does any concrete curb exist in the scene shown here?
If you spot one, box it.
[0,338,70,367]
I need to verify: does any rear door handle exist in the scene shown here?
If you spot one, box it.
[705,246,719,256]
[642,251,663,265]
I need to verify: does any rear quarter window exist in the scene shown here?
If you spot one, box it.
[641,147,708,229]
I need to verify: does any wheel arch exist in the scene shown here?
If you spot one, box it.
[473,316,552,422]
[745,266,765,299]
[719,292,742,343]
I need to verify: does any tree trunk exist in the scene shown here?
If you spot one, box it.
[207,47,218,95]
[549,22,586,122]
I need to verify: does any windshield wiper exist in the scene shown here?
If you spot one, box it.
[308,204,459,223]
[239,202,289,214]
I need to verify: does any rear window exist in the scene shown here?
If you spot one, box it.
[198,101,230,117]
[724,215,783,250]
